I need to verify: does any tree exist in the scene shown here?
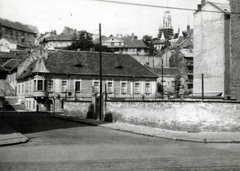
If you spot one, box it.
[142,35,152,46]
[156,82,164,95]
[149,41,154,56]
[174,74,182,98]
[65,31,94,51]
[94,43,114,53]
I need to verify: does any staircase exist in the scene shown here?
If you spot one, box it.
[4,96,26,111]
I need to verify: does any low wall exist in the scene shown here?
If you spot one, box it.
[106,101,240,132]
[64,101,92,118]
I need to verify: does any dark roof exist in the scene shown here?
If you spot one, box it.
[150,67,180,76]
[18,50,158,79]
[0,65,9,72]
[46,35,74,41]
[2,59,17,70]
[0,18,36,34]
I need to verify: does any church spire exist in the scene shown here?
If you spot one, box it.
[160,32,165,40]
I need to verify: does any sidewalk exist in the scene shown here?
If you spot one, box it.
[53,114,240,143]
[0,118,28,146]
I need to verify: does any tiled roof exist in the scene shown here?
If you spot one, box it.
[103,37,148,48]
[180,49,193,58]
[122,37,148,48]
[0,18,36,34]
[150,67,180,76]
[18,50,158,79]
[46,35,74,41]
[32,57,49,73]
[208,2,230,12]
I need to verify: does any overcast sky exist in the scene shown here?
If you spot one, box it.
[0,0,229,38]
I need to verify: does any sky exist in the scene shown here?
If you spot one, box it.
[0,0,229,38]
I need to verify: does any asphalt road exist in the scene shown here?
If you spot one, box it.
[0,112,240,171]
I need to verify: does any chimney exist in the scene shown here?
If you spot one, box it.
[187,25,190,32]
[201,0,206,7]
[131,33,134,40]
[197,4,202,11]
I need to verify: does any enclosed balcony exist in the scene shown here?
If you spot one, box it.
[32,79,47,98]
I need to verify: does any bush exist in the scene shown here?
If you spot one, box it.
[104,112,117,122]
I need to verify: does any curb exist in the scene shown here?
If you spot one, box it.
[51,115,240,144]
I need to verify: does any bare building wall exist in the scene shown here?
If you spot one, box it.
[193,4,226,95]
[230,0,240,100]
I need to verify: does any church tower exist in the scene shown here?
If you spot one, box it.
[158,11,174,40]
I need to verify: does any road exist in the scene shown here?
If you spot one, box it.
[0,112,240,171]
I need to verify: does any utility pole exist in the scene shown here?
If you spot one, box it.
[162,57,164,100]
[99,23,103,120]
[202,73,204,100]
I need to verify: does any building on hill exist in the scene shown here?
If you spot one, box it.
[44,35,75,50]
[15,50,158,112]
[0,18,37,47]
[61,27,77,35]
[102,35,149,55]
[193,0,233,98]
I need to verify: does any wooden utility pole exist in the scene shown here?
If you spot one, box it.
[99,23,103,120]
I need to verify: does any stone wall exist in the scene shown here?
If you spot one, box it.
[106,101,240,132]
[64,101,92,118]
[230,0,240,100]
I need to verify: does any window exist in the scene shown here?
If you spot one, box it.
[119,42,121,46]
[33,101,35,109]
[162,80,166,87]
[75,81,81,92]
[145,82,151,94]
[22,84,24,94]
[29,101,31,109]
[34,80,36,91]
[37,80,43,91]
[171,81,175,87]
[47,80,53,91]
[29,82,32,93]
[107,82,113,94]
[121,82,127,94]
[18,85,20,93]
[134,82,140,94]
[93,81,99,93]
[111,42,114,46]
[61,81,67,92]
[26,83,28,93]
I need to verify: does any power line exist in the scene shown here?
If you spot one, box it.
[92,0,239,15]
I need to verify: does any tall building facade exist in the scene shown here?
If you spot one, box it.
[158,11,174,40]
[193,1,231,98]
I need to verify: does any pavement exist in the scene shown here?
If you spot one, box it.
[1,113,240,147]
[0,118,28,146]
